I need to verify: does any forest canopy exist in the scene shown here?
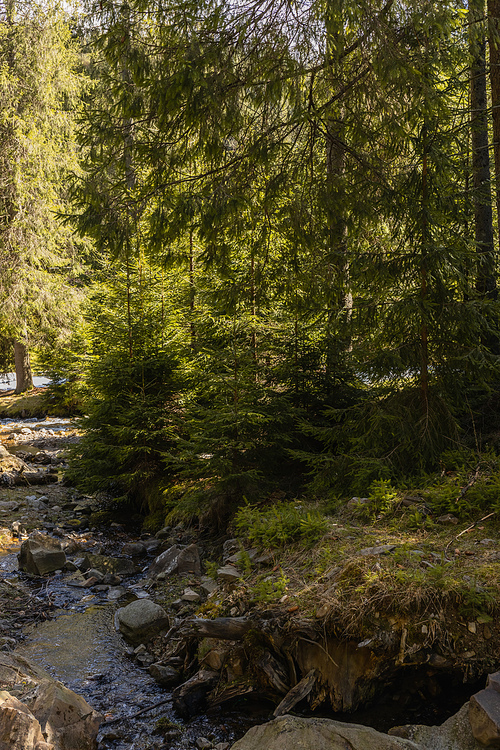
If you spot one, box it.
[3,0,500,525]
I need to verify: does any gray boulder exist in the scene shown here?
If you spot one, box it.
[32,681,102,750]
[395,702,484,750]
[469,691,500,747]
[150,545,181,576]
[18,534,66,576]
[115,599,169,644]
[148,663,181,688]
[177,544,201,576]
[229,715,419,750]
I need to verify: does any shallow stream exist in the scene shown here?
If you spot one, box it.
[0,542,262,750]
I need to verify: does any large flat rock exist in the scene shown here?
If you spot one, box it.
[0,653,102,750]
[229,714,420,750]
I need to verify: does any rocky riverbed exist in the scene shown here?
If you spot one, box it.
[0,418,269,749]
[1,418,500,750]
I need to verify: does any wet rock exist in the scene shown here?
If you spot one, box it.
[0,690,51,750]
[143,539,160,552]
[148,663,181,688]
[81,553,136,576]
[81,576,100,588]
[230,714,418,750]
[85,568,104,581]
[150,545,181,577]
[115,599,169,645]
[217,565,241,583]
[103,584,127,602]
[177,544,201,576]
[103,573,122,585]
[469,690,500,747]
[32,680,102,750]
[136,653,155,667]
[122,542,146,557]
[18,534,66,576]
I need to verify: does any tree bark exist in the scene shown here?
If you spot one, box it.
[489,0,500,239]
[470,4,497,301]
[178,617,253,640]
[14,339,33,394]
[273,669,319,717]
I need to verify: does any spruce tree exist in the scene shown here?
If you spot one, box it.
[0,0,84,391]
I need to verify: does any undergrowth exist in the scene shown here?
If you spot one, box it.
[234,501,328,548]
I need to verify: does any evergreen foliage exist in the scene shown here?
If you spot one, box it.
[0,1,86,386]
[63,0,500,523]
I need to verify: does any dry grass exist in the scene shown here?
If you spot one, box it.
[0,388,48,418]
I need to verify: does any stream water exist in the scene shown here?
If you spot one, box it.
[0,537,262,750]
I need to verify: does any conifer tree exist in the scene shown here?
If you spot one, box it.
[0,0,84,391]
[71,0,500,511]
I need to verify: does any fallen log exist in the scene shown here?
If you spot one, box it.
[2,471,57,486]
[178,616,253,641]
[273,669,319,717]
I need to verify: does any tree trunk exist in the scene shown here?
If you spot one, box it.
[489,0,500,239]
[14,340,33,394]
[325,116,351,384]
[470,4,497,301]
